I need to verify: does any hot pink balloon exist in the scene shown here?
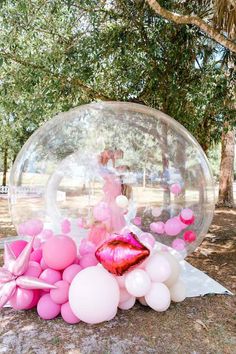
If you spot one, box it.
[10,240,28,258]
[183,230,196,243]
[30,249,42,263]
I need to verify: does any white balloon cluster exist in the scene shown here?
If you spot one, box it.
[117,251,186,312]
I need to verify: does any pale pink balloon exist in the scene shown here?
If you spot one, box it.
[79,239,96,256]
[40,258,48,270]
[118,296,136,310]
[172,239,186,251]
[61,219,71,234]
[39,269,61,292]
[42,235,77,270]
[119,288,132,303]
[30,249,42,263]
[93,202,111,221]
[24,219,44,236]
[145,283,171,311]
[125,269,151,297]
[63,264,82,284]
[10,287,34,310]
[138,297,148,306]
[69,266,120,324]
[133,217,142,226]
[151,207,162,217]
[10,240,28,257]
[80,253,98,268]
[139,233,155,249]
[61,302,80,324]
[145,254,171,282]
[24,261,42,278]
[150,221,165,234]
[115,274,126,288]
[164,218,182,236]
[37,294,61,320]
[170,183,182,195]
[50,280,69,304]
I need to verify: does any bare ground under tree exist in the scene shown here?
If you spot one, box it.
[0,199,235,354]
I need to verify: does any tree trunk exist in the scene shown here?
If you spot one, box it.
[2,144,8,186]
[217,126,235,207]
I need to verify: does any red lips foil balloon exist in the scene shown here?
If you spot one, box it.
[95,233,150,276]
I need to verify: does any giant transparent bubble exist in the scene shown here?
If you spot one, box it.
[9,102,215,256]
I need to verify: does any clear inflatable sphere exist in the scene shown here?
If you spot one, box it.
[9,102,215,257]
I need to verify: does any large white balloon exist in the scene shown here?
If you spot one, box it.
[170,279,186,302]
[125,269,151,297]
[145,283,171,312]
[69,266,120,324]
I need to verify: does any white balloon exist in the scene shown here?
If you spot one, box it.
[163,253,181,287]
[145,283,171,312]
[138,297,148,306]
[145,253,171,282]
[125,269,151,297]
[69,266,119,324]
[115,195,129,208]
[119,296,136,310]
[170,279,186,302]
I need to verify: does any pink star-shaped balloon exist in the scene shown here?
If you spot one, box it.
[0,238,56,308]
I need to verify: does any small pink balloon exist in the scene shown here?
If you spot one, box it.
[183,230,196,243]
[80,253,98,269]
[41,229,54,240]
[63,264,82,284]
[39,268,61,292]
[10,240,28,257]
[25,290,40,309]
[42,235,77,270]
[50,280,69,304]
[164,218,182,236]
[37,293,61,320]
[79,239,96,256]
[180,208,193,220]
[24,219,44,236]
[40,258,48,270]
[24,261,42,278]
[132,217,142,226]
[115,274,126,288]
[93,202,111,221]
[30,249,42,263]
[139,233,155,249]
[61,219,71,234]
[10,288,34,310]
[61,302,80,324]
[172,239,186,251]
[150,221,165,234]
[119,288,132,303]
[170,183,182,195]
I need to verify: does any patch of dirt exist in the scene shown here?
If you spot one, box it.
[0,200,235,354]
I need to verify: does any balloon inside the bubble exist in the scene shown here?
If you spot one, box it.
[2,101,215,323]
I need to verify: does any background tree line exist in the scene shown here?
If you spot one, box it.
[0,0,235,206]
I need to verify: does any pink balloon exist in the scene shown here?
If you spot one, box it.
[61,302,80,324]
[24,219,44,236]
[63,264,82,284]
[115,274,126,288]
[93,202,111,221]
[17,223,27,236]
[139,233,155,249]
[41,229,53,240]
[183,230,196,243]
[37,294,61,320]
[39,269,61,292]
[10,287,34,310]
[79,239,96,256]
[25,290,40,309]
[170,183,182,195]
[119,288,132,303]
[10,240,28,257]
[133,217,142,226]
[24,261,42,278]
[172,239,186,251]
[164,218,182,236]
[42,235,77,270]
[30,249,42,263]
[61,219,71,234]
[150,222,165,234]
[50,280,69,304]
[80,253,98,269]
[40,258,48,270]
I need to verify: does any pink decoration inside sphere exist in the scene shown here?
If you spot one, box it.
[10,240,28,257]
[164,218,182,236]
[172,239,186,251]
[37,293,61,320]
[170,183,182,195]
[63,264,82,284]
[50,280,69,304]
[42,235,77,270]
[139,233,155,249]
[150,222,165,234]
[93,202,111,221]
[61,301,80,324]
[183,230,197,243]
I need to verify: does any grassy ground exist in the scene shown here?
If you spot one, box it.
[0,199,235,354]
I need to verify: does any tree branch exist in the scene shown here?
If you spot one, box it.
[146,0,236,53]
